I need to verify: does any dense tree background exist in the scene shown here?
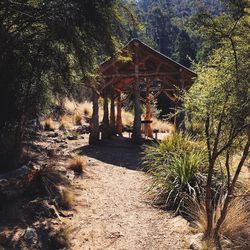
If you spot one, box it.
[127,0,232,66]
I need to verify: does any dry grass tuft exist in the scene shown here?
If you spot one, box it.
[122,110,134,126]
[59,99,93,128]
[59,114,74,130]
[80,102,92,117]
[64,98,92,117]
[74,113,83,125]
[63,98,77,114]
[43,118,56,131]
[151,118,174,133]
[188,196,250,247]
[59,187,74,210]
[68,155,88,175]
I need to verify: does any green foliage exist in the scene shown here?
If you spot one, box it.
[185,8,250,155]
[185,2,250,241]
[0,0,132,170]
[142,133,208,213]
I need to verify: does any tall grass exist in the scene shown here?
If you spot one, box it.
[142,133,207,213]
[188,196,250,248]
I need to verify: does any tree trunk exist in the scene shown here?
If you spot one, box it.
[110,90,116,135]
[144,82,153,138]
[132,80,142,144]
[214,138,250,242]
[89,90,99,145]
[204,114,215,239]
[116,92,123,135]
[101,89,110,139]
[205,168,214,239]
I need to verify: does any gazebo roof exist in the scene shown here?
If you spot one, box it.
[100,39,197,91]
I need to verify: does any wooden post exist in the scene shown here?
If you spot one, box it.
[132,64,142,144]
[145,81,153,138]
[116,91,123,135]
[89,89,100,144]
[110,89,116,135]
[101,89,109,139]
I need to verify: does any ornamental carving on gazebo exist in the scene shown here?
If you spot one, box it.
[89,39,196,145]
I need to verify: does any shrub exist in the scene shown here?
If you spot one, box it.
[67,155,87,175]
[142,133,208,213]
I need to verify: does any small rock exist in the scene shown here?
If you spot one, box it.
[67,135,77,140]
[53,138,62,143]
[66,171,75,181]
[0,231,10,245]
[23,227,38,245]
[189,233,203,250]
[48,132,59,138]
[23,199,59,219]
[0,179,8,185]
[47,149,56,157]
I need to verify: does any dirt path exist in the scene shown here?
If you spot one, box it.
[67,137,190,250]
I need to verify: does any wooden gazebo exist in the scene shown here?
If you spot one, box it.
[89,39,196,144]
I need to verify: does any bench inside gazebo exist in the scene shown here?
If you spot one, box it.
[88,39,196,145]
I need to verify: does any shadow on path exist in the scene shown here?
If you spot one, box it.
[76,136,144,170]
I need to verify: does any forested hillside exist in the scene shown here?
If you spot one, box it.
[128,0,228,67]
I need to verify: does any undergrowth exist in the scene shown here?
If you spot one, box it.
[40,166,74,210]
[187,196,250,249]
[142,133,224,214]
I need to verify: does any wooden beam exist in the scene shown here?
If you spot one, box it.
[102,72,179,79]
